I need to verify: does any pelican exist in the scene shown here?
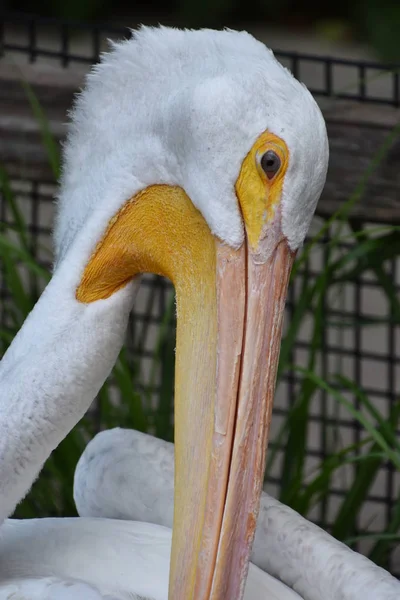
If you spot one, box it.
[0,24,334,599]
[75,428,400,600]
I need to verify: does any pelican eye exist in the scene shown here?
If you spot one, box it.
[260,150,281,180]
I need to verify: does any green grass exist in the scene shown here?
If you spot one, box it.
[0,83,399,574]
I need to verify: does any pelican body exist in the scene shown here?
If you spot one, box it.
[75,428,400,600]
[0,25,329,600]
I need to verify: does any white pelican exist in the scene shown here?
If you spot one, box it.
[0,25,333,599]
[75,428,400,600]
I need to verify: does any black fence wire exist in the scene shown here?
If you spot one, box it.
[1,11,400,106]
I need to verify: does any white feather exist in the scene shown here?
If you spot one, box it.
[0,518,299,600]
[55,25,328,263]
[75,429,400,600]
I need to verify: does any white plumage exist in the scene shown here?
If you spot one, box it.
[74,428,400,600]
[55,25,327,260]
[0,518,300,600]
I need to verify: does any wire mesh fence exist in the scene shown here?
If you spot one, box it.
[1,11,400,106]
[1,11,400,576]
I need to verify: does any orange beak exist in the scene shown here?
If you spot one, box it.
[169,224,295,600]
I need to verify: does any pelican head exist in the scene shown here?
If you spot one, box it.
[54,26,328,600]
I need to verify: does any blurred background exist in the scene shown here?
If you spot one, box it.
[4,0,400,63]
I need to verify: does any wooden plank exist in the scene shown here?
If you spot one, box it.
[1,62,400,222]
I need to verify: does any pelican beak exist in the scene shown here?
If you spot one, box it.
[169,229,295,600]
[169,132,296,600]
[76,132,295,600]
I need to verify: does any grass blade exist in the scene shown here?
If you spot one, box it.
[279,268,328,504]
[154,328,175,442]
[1,253,32,318]
[369,496,400,566]
[295,440,381,515]
[113,350,149,433]
[294,367,400,470]
[0,166,30,252]
[336,375,400,452]
[0,234,51,281]
[345,533,400,544]
[277,276,317,378]
[20,80,61,180]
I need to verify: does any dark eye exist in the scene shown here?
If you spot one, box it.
[260,150,281,180]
